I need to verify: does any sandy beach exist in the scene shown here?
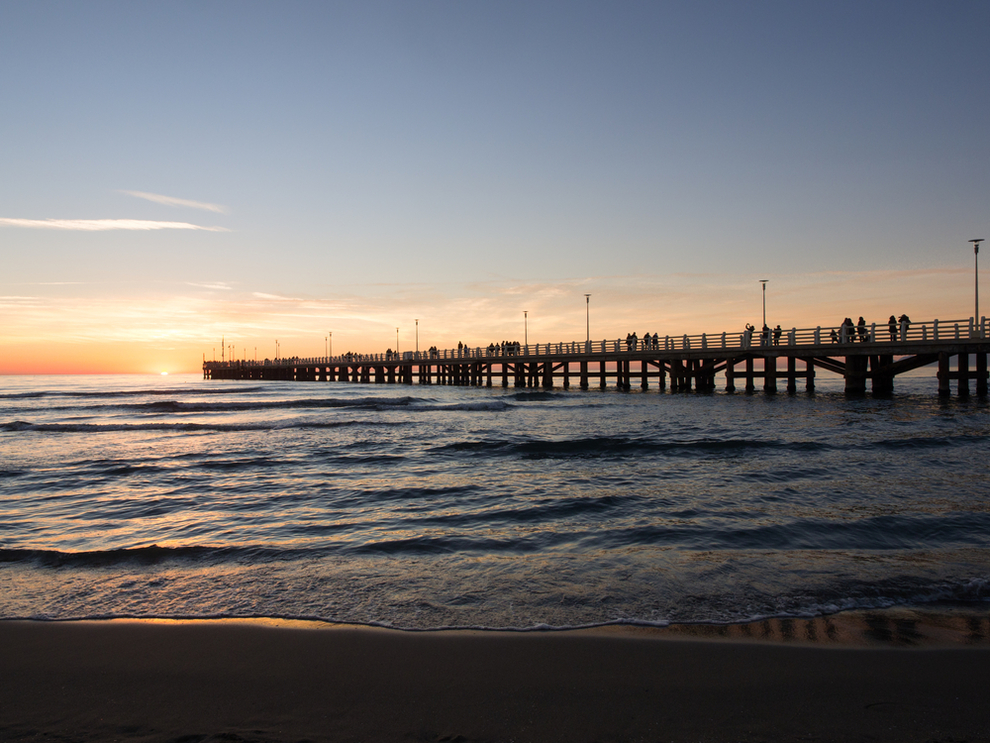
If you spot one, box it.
[2,611,989,743]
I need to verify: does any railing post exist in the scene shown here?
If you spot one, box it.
[721,332,726,349]
[933,319,939,340]
[870,323,876,342]
[702,333,707,350]
[922,325,928,340]
[789,328,796,345]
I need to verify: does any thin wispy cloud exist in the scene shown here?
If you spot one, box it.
[253,292,300,301]
[0,218,229,232]
[187,282,234,290]
[122,190,227,214]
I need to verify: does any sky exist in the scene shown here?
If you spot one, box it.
[2,0,988,374]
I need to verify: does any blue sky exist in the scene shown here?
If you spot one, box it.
[2,1,988,371]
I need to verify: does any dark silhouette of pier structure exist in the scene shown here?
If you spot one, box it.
[204,318,990,397]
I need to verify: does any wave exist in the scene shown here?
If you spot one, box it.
[0,386,267,400]
[873,434,989,450]
[0,419,399,433]
[0,544,296,568]
[433,436,832,459]
[422,400,513,412]
[2,575,987,631]
[22,395,429,415]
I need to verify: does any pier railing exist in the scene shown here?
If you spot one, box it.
[208,317,985,368]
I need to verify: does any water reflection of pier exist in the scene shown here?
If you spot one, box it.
[204,317,990,397]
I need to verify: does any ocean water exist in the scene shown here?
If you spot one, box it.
[1,372,988,630]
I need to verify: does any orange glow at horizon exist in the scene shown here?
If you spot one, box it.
[0,342,204,376]
[0,267,978,375]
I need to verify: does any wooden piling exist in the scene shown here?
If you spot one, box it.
[938,353,951,397]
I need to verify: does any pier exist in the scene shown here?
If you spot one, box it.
[204,317,990,397]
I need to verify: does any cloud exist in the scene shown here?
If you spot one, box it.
[252,292,300,301]
[0,218,229,232]
[122,190,227,214]
[187,282,234,290]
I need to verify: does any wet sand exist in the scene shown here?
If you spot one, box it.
[2,610,989,743]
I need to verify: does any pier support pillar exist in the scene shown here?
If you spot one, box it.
[938,353,951,397]
[764,356,777,394]
[579,361,589,390]
[805,358,815,393]
[870,355,894,396]
[977,352,988,397]
[844,355,867,395]
[958,353,970,397]
[725,360,735,392]
[786,356,796,394]
[745,358,755,393]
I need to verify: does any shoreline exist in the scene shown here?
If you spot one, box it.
[8,604,989,646]
[3,607,989,742]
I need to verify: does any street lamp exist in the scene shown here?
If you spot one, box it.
[415,319,419,354]
[760,279,768,328]
[585,294,591,342]
[524,311,528,347]
[971,239,984,335]
[329,331,332,358]
[396,327,399,355]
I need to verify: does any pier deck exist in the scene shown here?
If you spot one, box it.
[204,318,990,397]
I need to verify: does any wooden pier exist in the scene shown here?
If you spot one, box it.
[204,318,990,397]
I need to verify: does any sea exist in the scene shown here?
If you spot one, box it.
[1,371,988,631]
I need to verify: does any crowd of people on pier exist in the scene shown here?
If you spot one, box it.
[743,324,784,347]
[624,332,663,350]
[829,314,911,343]
[485,341,523,356]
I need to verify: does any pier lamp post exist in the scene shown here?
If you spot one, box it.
[524,311,528,346]
[415,319,419,354]
[329,332,332,358]
[760,279,768,328]
[396,327,399,355]
[585,294,591,342]
[325,335,328,359]
[971,239,984,336]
